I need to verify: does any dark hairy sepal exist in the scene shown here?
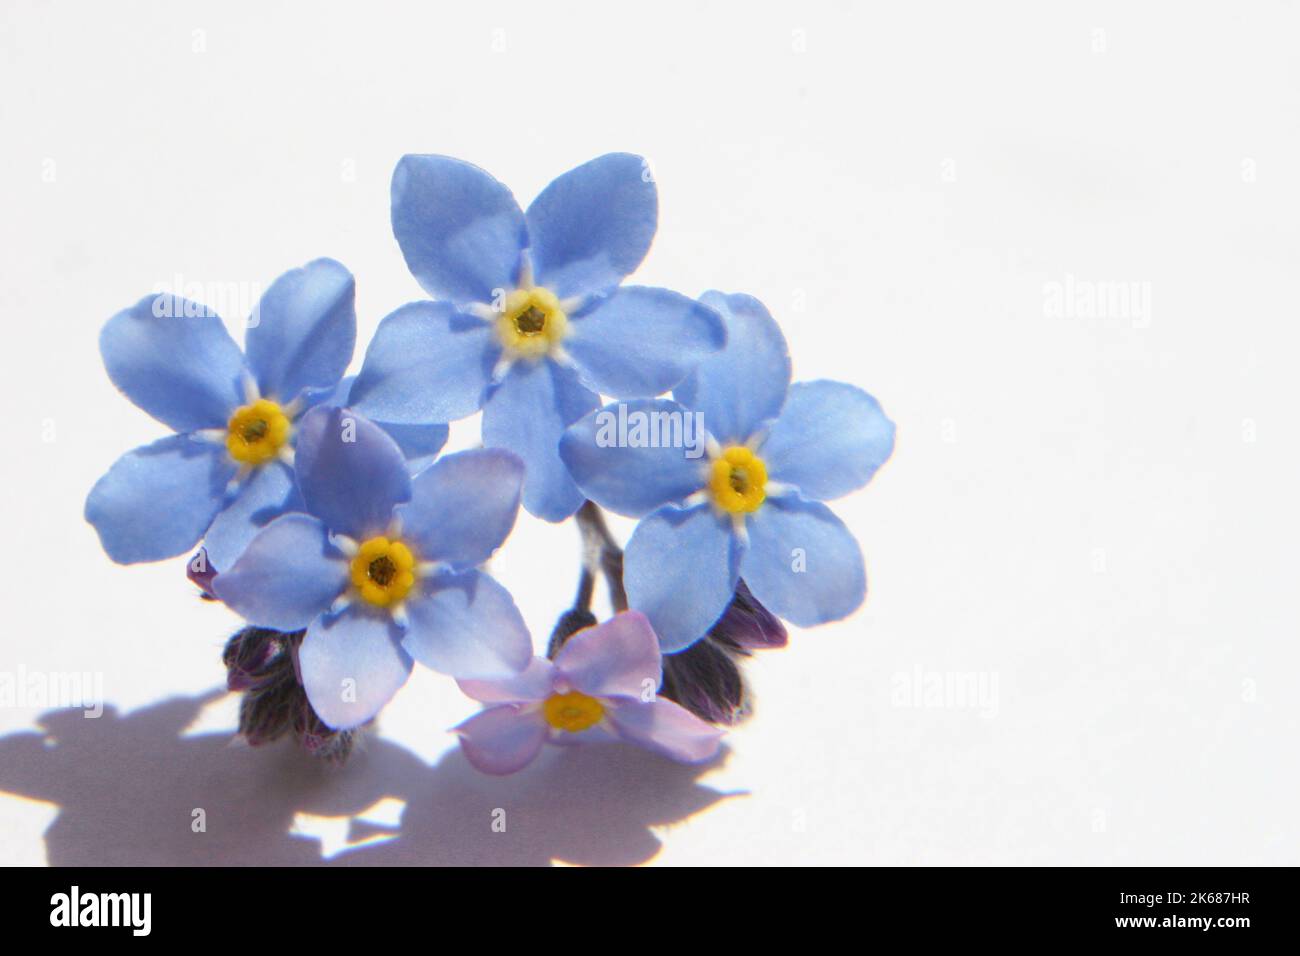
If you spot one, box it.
[222,627,364,764]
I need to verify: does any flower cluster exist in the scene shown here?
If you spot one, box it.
[86,153,895,770]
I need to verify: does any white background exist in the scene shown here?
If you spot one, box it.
[1,0,1297,865]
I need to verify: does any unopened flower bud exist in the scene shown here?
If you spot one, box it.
[546,608,599,659]
[658,580,786,724]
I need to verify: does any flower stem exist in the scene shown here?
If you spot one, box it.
[548,501,627,658]
[573,566,596,613]
[575,500,627,612]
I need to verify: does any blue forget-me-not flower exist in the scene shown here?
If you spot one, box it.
[560,292,896,652]
[213,406,532,730]
[85,259,448,571]
[347,153,727,521]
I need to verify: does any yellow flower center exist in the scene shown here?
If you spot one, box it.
[350,536,417,608]
[708,446,768,514]
[496,287,568,360]
[226,399,291,465]
[542,690,605,733]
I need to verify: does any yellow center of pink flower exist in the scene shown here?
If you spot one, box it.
[542,690,605,732]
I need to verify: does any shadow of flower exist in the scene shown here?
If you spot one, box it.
[0,690,739,866]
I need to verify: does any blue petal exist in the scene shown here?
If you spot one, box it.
[391,154,526,306]
[760,380,896,500]
[526,153,658,298]
[673,291,790,445]
[200,460,302,572]
[565,287,725,397]
[559,399,707,518]
[482,360,599,521]
[349,301,498,424]
[244,258,355,404]
[85,435,236,564]
[294,406,412,538]
[212,513,349,631]
[306,375,450,472]
[377,421,450,474]
[300,605,413,730]
[605,699,723,763]
[741,496,865,627]
[100,293,247,433]
[294,375,351,413]
[623,504,740,653]
[401,570,533,679]
[396,448,523,569]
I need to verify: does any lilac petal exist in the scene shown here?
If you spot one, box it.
[85,434,236,564]
[457,657,557,705]
[674,291,791,445]
[391,154,527,306]
[293,405,411,539]
[349,301,499,424]
[401,570,533,679]
[623,504,741,653]
[606,698,724,763]
[212,514,349,632]
[244,258,356,404]
[454,704,549,775]
[396,448,524,569]
[742,495,866,627]
[525,152,657,299]
[299,604,414,730]
[100,293,247,433]
[553,611,662,700]
[547,723,618,747]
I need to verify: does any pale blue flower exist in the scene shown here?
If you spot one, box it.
[560,292,895,651]
[348,154,726,521]
[214,406,531,730]
[85,259,446,570]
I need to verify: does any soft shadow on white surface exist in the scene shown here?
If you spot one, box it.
[0,691,738,866]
